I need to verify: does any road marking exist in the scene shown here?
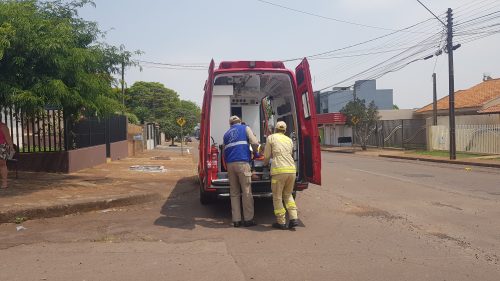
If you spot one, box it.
[352,169,417,185]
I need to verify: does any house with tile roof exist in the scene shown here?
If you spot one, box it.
[416,78,500,116]
[417,78,499,154]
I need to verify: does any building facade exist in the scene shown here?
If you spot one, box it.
[318,80,394,113]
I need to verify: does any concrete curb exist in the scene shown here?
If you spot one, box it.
[379,154,500,169]
[321,149,356,154]
[0,192,163,224]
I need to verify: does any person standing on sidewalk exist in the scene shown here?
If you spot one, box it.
[223,116,259,227]
[263,121,299,230]
[0,121,14,189]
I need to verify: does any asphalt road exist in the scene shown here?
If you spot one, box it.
[0,152,499,280]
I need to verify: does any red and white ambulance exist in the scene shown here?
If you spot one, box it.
[198,59,321,204]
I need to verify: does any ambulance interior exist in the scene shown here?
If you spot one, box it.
[210,72,299,182]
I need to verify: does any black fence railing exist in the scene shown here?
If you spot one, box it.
[1,107,65,153]
[354,119,427,150]
[1,107,127,154]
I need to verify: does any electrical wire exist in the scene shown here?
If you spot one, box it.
[139,60,208,68]
[254,0,433,33]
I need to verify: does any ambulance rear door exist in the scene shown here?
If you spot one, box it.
[294,58,321,185]
[199,59,215,187]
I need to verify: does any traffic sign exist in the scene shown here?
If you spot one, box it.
[351,116,360,125]
[176,117,186,127]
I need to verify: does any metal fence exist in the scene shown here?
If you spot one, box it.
[1,107,65,153]
[355,119,427,150]
[1,107,127,154]
[430,124,500,154]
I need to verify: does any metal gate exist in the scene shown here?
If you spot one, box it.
[355,119,427,149]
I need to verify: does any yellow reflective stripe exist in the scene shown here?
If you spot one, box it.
[271,179,277,184]
[274,208,286,216]
[271,166,296,174]
[285,201,296,208]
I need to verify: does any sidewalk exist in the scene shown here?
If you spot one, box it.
[321,146,500,168]
[0,147,197,223]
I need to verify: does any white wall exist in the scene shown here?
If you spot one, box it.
[379,109,416,120]
[322,124,353,146]
[429,124,500,154]
[426,114,500,127]
[210,85,233,145]
[242,105,260,140]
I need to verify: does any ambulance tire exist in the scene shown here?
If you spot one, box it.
[200,185,215,205]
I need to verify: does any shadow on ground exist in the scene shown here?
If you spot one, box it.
[154,176,277,231]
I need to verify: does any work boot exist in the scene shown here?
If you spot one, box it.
[272,223,287,230]
[243,220,257,227]
[233,221,242,227]
[288,219,299,229]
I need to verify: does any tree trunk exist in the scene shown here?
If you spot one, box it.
[171,138,175,146]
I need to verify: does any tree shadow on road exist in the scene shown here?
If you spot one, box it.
[154,176,276,231]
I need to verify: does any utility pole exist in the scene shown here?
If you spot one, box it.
[432,73,437,126]
[416,1,457,160]
[121,61,125,113]
[446,8,457,160]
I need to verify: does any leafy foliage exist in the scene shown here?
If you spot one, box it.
[126,82,200,140]
[0,0,139,117]
[340,98,380,150]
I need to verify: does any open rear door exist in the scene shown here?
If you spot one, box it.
[199,59,215,188]
[295,58,321,185]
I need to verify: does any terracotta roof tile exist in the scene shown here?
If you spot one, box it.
[478,103,500,114]
[416,78,500,113]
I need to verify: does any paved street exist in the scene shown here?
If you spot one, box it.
[0,152,499,280]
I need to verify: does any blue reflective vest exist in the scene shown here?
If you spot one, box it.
[223,124,251,163]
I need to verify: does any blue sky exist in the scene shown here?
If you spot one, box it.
[80,0,500,109]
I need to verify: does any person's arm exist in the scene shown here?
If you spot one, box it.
[1,125,13,146]
[263,137,272,166]
[245,126,260,154]
[245,126,259,146]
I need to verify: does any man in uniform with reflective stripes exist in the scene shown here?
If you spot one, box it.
[263,121,299,230]
[224,116,260,227]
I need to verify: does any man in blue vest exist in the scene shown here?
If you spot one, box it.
[224,115,259,227]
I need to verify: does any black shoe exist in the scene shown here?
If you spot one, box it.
[243,220,257,227]
[272,223,287,230]
[233,221,242,227]
[288,219,299,229]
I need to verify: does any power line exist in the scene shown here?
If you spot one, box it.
[254,0,432,33]
[417,0,447,26]
[139,60,208,68]
[282,18,438,62]
[314,29,443,83]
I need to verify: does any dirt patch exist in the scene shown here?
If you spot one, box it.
[429,232,471,248]
[343,205,403,221]
[430,202,463,211]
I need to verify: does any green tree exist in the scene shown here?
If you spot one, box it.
[0,0,138,117]
[393,104,399,110]
[125,81,201,145]
[340,98,380,150]
[125,81,180,123]
[160,100,200,145]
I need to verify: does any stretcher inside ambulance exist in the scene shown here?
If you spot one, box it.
[198,60,321,204]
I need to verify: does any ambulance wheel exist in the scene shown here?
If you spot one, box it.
[200,186,215,205]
